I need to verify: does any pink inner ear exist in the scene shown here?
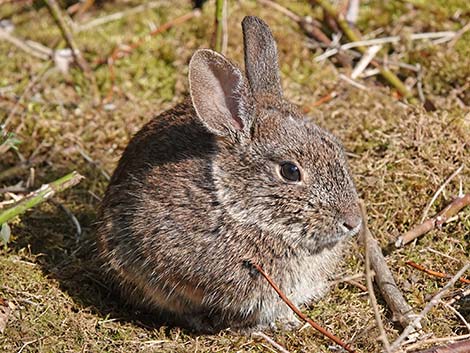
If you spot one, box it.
[218,68,245,131]
[231,116,243,130]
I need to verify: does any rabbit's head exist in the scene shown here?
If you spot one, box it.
[189,16,361,253]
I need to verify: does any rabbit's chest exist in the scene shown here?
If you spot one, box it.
[280,244,343,305]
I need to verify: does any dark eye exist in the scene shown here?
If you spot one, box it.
[280,162,301,182]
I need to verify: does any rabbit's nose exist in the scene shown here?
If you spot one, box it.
[340,210,362,233]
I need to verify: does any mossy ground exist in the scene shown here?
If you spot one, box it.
[0,0,469,352]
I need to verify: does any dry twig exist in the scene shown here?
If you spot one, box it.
[44,0,91,76]
[396,194,470,247]
[405,261,470,284]
[311,0,419,102]
[420,164,464,223]
[403,334,470,352]
[443,302,470,333]
[390,263,470,351]
[345,0,360,25]
[361,202,392,352]
[0,28,52,60]
[359,201,417,329]
[411,339,470,353]
[258,0,352,67]
[252,331,290,353]
[248,261,355,353]
[446,286,470,306]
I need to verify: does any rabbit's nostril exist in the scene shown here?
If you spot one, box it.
[341,212,362,232]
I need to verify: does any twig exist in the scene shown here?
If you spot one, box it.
[214,0,228,55]
[361,202,392,352]
[345,279,368,292]
[405,261,470,284]
[257,0,301,22]
[17,338,45,353]
[44,0,99,102]
[395,194,470,247]
[258,0,352,67]
[312,0,416,101]
[423,247,458,262]
[52,200,82,242]
[249,261,355,353]
[446,286,470,306]
[358,201,417,329]
[403,334,470,352]
[339,74,367,90]
[345,0,360,25]
[74,1,168,32]
[443,302,470,333]
[44,0,91,75]
[420,164,464,223]
[351,44,382,79]
[411,339,470,353]
[252,332,290,353]
[332,271,369,291]
[315,32,456,62]
[0,28,52,60]
[303,90,338,111]
[74,0,94,17]
[0,171,84,225]
[390,263,470,352]
[448,21,470,48]
[77,146,111,181]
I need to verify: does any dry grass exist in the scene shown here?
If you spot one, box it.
[1,0,469,352]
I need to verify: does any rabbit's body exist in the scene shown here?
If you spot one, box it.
[97,16,361,332]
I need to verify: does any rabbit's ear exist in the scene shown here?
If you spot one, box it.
[189,49,253,138]
[242,16,282,98]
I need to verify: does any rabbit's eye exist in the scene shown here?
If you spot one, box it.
[280,162,301,182]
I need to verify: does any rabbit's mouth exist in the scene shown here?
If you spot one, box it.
[309,223,362,251]
[339,223,362,238]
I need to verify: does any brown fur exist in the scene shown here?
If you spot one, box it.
[95,16,361,332]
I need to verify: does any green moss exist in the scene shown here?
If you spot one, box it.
[0,0,469,352]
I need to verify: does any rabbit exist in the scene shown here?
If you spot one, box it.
[95,16,362,333]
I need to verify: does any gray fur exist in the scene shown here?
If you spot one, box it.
[96,16,361,333]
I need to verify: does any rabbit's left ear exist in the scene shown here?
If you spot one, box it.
[242,16,282,98]
[189,49,253,139]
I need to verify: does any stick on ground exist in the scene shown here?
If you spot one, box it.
[406,261,470,284]
[44,0,91,75]
[396,194,470,247]
[390,263,470,351]
[258,0,352,67]
[412,339,470,353]
[311,0,417,103]
[252,331,290,353]
[249,261,355,353]
[361,202,392,352]
[0,171,84,225]
[44,0,99,102]
[359,201,417,329]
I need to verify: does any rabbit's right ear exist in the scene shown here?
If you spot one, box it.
[189,49,253,139]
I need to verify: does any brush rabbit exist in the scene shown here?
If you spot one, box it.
[96,16,361,332]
